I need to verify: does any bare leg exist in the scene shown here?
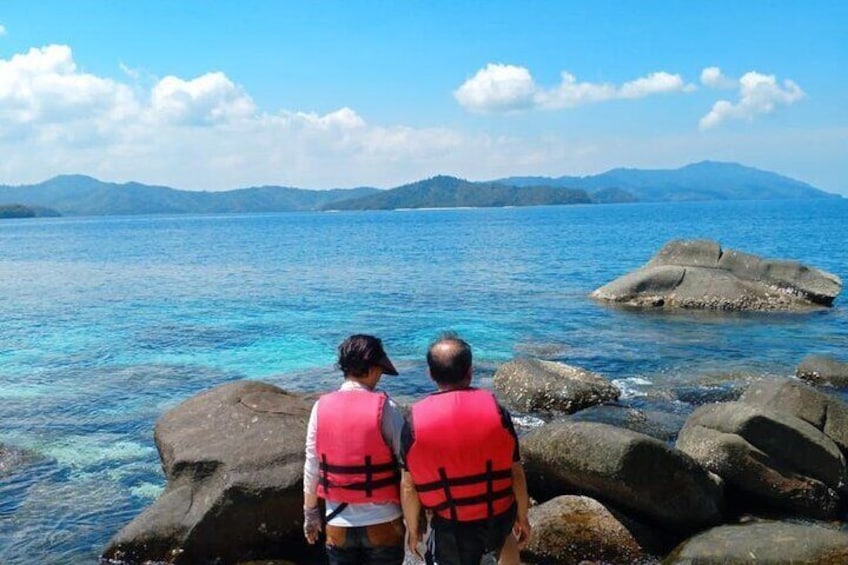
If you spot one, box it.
[498,533,520,565]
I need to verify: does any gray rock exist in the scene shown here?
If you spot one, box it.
[564,405,686,442]
[520,495,648,565]
[103,380,323,564]
[741,378,848,456]
[664,521,848,564]
[521,421,724,534]
[591,239,842,311]
[676,401,847,519]
[676,424,842,519]
[797,355,848,388]
[494,359,620,413]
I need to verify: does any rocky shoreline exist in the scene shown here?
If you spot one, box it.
[98,241,847,563]
[97,352,848,564]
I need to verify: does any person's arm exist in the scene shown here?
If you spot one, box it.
[401,470,424,559]
[303,403,322,544]
[510,462,531,547]
[382,398,406,459]
[498,403,531,547]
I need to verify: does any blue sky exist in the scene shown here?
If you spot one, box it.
[0,1,845,193]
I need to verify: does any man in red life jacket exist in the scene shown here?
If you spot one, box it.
[401,334,531,565]
[303,334,406,564]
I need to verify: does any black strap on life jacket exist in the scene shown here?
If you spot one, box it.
[324,502,348,523]
[415,459,513,519]
[319,453,400,498]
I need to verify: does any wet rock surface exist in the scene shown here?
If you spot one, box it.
[797,354,848,388]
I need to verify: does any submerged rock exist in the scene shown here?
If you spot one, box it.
[102,380,323,564]
[494,358,620,413]
[664,521,848,564]
[797,354,848,388]
[591,239,842,311]
[521,421,724,535]
[0,443,43,475]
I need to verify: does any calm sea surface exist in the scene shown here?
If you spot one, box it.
[1,199,847,563]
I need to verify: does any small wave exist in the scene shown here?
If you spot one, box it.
[612,376,653,399]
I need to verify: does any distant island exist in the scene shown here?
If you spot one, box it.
[0,161,838,217]
[0,204,61,219]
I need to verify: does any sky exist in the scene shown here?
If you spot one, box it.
[0,1,845,193]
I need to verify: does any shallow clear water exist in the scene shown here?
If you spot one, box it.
[1,200,846,563]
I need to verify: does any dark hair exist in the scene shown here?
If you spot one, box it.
[337,334,386,378]
[426,332,472,385]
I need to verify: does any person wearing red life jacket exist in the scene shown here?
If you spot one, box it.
[401,333,531,565]
[303,334,406,564]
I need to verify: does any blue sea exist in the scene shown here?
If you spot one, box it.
[1,199,847,564]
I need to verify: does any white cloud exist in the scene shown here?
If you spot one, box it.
[455,64,693,113]
[0,24,6,37]
[453,63,536,113]
[150,72,256,125]
[0,44,138,137]
[0,44,830,191]
[700,66,735,89]
[699,70,805,130]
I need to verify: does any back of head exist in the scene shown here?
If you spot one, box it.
[337,334,386,378]
[426,332,472,385]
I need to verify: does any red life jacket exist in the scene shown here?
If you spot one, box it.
[315,389,400,504]
[405,388,515,522]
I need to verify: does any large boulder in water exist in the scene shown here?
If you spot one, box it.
[676,401,847,519]
[102,380,323,564]
[521,421,724,535]
[493,358,620,413]
[591,239,842,311]
[664,521,848,564]
[796,354,848,388]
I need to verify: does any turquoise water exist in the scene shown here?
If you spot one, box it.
[1,200,847,563]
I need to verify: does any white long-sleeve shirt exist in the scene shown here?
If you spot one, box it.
[304,379,405,527]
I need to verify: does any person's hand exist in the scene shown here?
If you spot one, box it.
[303,505,322,544]
[513,511,532,548]
[407,524,423,560]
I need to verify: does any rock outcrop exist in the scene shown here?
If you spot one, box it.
[740,378,848,456]
[102,380,322,564]
[520,495,649,564]
[664,521,848,564]
[797,354,848,388]
[591,239,842,311]
[521,421,724,535]
[494,358,619,413]
[676,400,847,519]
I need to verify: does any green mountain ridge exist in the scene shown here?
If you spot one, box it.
[0,162,837,217]
[497,161,837,202]
[0,175,381,216]
[323,175,592,210]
